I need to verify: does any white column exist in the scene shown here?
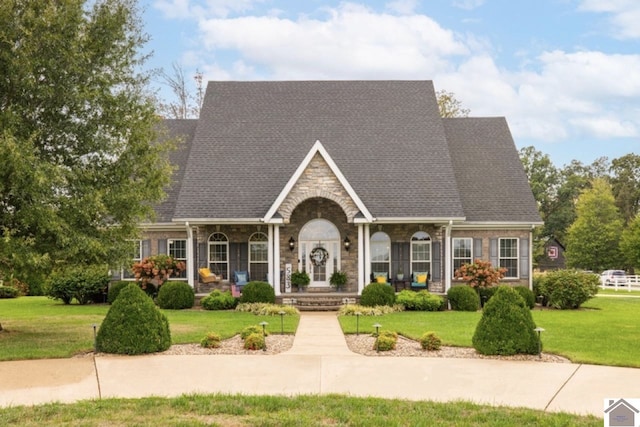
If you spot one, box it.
[273,225,281,296]
[529,228,534,291]
[268,225,274,287]
[358,224,364,293]
[444,221,452,293]
[186,222,194,289]
[364,224,371,293]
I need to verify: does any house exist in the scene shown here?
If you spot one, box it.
[537,237,566,271]
[129,81,542,297]
[604,398,638,426]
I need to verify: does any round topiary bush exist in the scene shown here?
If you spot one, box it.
[374,330,398,351]
[200,332,222,349]
[472,286,539,356]
[447,285,480,311]
[360,282,396,307]
[539,270,599,309]
[420,331,442,351]
[240,324,269,340]
[201,290,237,310]
[239,281,275,304]
[243,332,265,350]
[156,281,194,309]
[96,284,171,355]
[513,286,535,309]
[107,281,130,304]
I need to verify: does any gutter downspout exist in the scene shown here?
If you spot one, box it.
[186,222,194,289]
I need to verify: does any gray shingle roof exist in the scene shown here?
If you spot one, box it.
[443,117,542,223]
[163,81,539,225]
[154,119,197,223]
[173,81,466,220]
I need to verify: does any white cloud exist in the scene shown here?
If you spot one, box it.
[452,0,485,11]
[196,3,469,79]
[578,0,640,39]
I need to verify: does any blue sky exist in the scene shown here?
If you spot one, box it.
[142,0,639,167]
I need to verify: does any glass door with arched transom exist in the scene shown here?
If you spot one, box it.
[299,219,340,287]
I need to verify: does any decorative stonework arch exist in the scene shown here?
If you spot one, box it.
[277,153,361,222]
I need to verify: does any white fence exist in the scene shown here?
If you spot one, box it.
[601,275,640,291]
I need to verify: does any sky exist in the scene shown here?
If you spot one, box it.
[141,0,639,168]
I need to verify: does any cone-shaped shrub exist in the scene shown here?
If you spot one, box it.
[472,286,539,356]
[96,284,171,355]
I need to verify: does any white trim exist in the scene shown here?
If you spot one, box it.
[186,223,194,288]
[358,224,365,293]
[444,222,452,293]
[452,222,543,230]
[374,217,465,224]
[172,218,264,225]
[364,224,371,289]
[451,237,473,277]
[273,225,281,296]
[499,237,520,279]
[140,223,187,231]
[267,227,274,288]
[263,140,373,223]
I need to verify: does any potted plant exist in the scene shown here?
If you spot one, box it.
[396,267,404,281]
[291,270,310,292]
[329,270,348,291]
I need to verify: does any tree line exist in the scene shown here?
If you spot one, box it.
[519,147,640,272]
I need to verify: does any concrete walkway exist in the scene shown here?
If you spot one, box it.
[1,312,639,418]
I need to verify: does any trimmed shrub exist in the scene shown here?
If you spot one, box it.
[447,285,480,311]
[96,284,171,355]
[239,281,275,304]
[538,270,599,309]
[201,290,237,310]
[360,282,396,307]
[420,332,442,351]
[46,266,110,305]
[107,281,130,304]
[0,286,19,299]
[156,281,194,309]
[396,290,443,311]
[200,332,221,349]
[513,286,535,309]
[374,330,397,351]
[235,303,298,315]
[478,286,498,307]
[244,332,265,350]
[337,304,400,316]
[241,325,269,340]
[472,286,539,356]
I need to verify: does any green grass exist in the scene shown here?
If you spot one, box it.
[0,394,601,426]
[0,297,298,361]
[339,296,640,367]
[597,287,640,296]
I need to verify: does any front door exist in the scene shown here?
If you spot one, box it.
[299,219,340,287]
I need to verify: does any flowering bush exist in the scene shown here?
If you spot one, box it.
[131,255,186,291]
[454,259,506,289]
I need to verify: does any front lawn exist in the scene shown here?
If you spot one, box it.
[0,297,299,361]
[338,296,640,368]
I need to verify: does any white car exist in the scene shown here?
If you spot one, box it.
[600,270,626,285]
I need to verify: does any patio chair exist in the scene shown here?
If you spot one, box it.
[371,271,391,285]
[233,271,249,293]
[199,267,219,284]
[411,272,429,290]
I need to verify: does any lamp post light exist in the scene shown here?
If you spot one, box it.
[534,327,545,359]
[92,324,97,352]
[355,312,361,336]
[373,323,382,353]
[537,295,544,309]
[278,311,285,334]
[260,321,268,352]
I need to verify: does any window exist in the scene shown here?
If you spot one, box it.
[122,239,142,280]
[168,239,187,279]
[370,232,390,276]
[499,238,518,278]
[452,238,472,275]
[411,231,431,275]
[249,232,268,282]
[208,232,229,280]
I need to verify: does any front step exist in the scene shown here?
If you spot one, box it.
[279,293,358,311]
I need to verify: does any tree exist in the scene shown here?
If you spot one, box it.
[610,154,640,225]
[620,214,640,272]
[0,0,173,281]
[564,179,623,271]
[436,90,470,118]
[156,62,204,119]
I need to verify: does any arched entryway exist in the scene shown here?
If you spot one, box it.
[298,219,341,287]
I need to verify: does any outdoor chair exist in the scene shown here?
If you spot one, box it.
[411,272,429,290]
[371,271,391,285]
[233,271,249,293]
[199,267,219,284]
